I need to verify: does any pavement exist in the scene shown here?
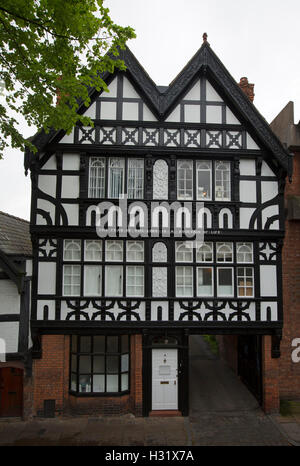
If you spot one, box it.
[0,336,299,446]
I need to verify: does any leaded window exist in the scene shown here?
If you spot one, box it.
[126,266,144,297]
[196,161,212,200]
[108,158,125,198]
[216,242,233,263]
[237,267,254,297]
[85,240,102,261]
[88,157,105,198]
[215,161,231,201]
[237,243,253,263]
[128,159,144,199]
[177,160,193,200]
[70,335,129,394]
[63,265,81,296]
[196,242,213,262]
[175,241,193,262]
[126,241,144,262]
[176,266,193,297]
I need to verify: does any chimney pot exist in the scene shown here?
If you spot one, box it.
[239,77,255,102]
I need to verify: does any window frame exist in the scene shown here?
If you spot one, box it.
[197,266,214,297]
[175,265,194,297]
[237,266,254,298]
[196,160,212,200]
[70,335,130,396]
[177,160,193,200]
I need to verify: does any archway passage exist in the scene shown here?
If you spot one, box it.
[0,368,23,417]
[189,335,259,413]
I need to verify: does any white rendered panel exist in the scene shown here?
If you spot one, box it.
[60,129,74,144]
[82,101,96,119]
[151,301,169,321]
[165,105,180,122]
[38,175,56,197]
[62,153,80,170]
[240,180,256,203]
[184,105,201,123]
[246,133,260,150]
[37,199,55,225]
[261,161,276,177]
[62,204,79,225]
[106,78,117,97]
[206,80,223,101]
[239,159,256,176]
[38,262,56,295]
[239,208,256,229]
[0,322,19,353]
[261,181,278,203]
[260,265,277,297]
[0,280,19,314]
[261,302,278,321]
[153,160,168,199]
[262,205,279,230]
[41,155,56,170]
[122,102,139,120]
[123,77,140,98]
[37,300,55,320]
[184,80,200,100]
[100,101,116,120]
[61,176,80,198]
[226,107,240,125]
[143,104,157,121]
[206,105,222,124]
[152,267,168,297]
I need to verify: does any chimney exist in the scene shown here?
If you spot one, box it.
[239,77,255,102]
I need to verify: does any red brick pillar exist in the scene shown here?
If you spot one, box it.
[130,334,143,416]
[262,335,280,413]
[32,334,70,416]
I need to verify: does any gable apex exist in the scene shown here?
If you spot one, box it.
[25,41,292,178]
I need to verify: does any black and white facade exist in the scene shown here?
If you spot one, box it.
[25,41,292,415]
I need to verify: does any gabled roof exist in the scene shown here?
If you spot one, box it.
[24,40,292,178]
[0,211,32,256]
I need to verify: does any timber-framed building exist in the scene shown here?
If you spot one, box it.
[24,37,292,417]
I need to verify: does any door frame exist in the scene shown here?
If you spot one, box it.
[142,330,189,416]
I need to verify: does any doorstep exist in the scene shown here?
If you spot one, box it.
[149,410,182,417]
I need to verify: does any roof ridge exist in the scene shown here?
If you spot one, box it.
[0,211,29,224]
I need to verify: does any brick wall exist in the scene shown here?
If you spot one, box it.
[31,333,143,417]
[262,336,279,413]
[216,335,238,373]
[280,149,300,400]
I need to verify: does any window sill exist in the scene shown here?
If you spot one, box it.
[69,390,130,398]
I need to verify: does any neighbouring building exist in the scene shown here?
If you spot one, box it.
[270,101,300,402]
[23,36,292,418]
[0,211,32,417]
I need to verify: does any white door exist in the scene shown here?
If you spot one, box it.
[152,348,178,410]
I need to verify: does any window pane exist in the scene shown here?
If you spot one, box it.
[94,336,105,353]
[197,161,212,200]
[105,266,123,296]
[80,336,91,353]
[218,268,233,296]
[121,354,129,372]
[216,243,233,262]
[196,242,213,262]
[128,159,144,199]
[88,157,105,198]
[177,160,193,200]
[126,241,144,261]
[93,356,105,373]
[64,240,81,261]
[93,374,105,393]
[126,266,144,296]
[215,161,231,201]
[107,336,118,353]
[79,375,91,393]
[197,267,213,296]
[107,374,119,392]
[84,265,102,296]
[121,335,129,353]
[176,266,193,297]
[176,242,193,262]
[85,240,102,261]
[121,373,129,391]
[71,373,77,391]
[109,158,124,198]
[79,355,91,373]
[106,240,123,261]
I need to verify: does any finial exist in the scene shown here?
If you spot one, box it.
[203,32,208,42]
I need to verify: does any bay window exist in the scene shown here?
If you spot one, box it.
[70,335,129,394]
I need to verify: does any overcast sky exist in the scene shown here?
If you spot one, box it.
[0,0,299,221]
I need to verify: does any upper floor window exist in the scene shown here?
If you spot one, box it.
[64,240,81,261]
[175,241,193,262]
[216,242,233,263]
[236,243,253,263]
[197,161,212,200]
[88,157,144,199]
[215,161,231,201]
[177,159,231,201]
[177,160,193,200]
